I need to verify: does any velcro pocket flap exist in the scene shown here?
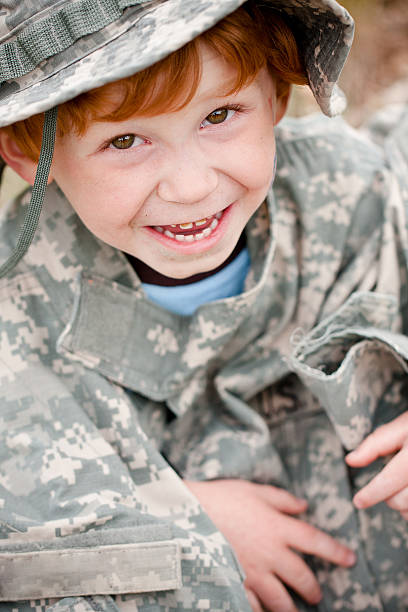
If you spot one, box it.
[0,525,181,600]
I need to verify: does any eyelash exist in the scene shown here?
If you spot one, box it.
[103,134,147,152]
[103,103,245,151]
[200,104,244,128]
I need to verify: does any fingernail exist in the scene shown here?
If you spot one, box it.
[311,588,323,604]
[353,496,364,509]
[346,551,357,566]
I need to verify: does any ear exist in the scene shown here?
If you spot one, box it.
[274,90,290,126]
[0,130,41,186]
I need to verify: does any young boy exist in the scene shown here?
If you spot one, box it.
[0,1,407,611]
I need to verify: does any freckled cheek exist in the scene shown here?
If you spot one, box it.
[236,149,276,191]
[74,175,150,230]
[231,128,276,187]
[93,195,146,232]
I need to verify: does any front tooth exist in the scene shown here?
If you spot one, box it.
[184,234,194,242]
[194,232,205,241]
[179,222,193,229]
[195,219,207,227]
[175,234,185,242]
[170,224,177,228]
[164,230,175,238]
[210,218,219,230]
[202,227,212,237]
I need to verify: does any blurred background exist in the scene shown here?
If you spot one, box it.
[289,0,408,124]
[1,0,408,206]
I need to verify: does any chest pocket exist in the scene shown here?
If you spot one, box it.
[290,291,408,449]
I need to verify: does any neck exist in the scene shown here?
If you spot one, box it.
[127,232,246,286]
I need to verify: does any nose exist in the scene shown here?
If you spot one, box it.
[157,146,218,205]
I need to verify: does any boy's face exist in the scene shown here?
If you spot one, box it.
[50,45,287,278]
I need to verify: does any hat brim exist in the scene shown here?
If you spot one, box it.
[0,0,245,127]
[0,0,353,126]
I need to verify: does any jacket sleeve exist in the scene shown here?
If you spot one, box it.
[0,274,249,611]
[289,104,408,450]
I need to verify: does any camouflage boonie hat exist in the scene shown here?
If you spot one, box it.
[0,0,354,128]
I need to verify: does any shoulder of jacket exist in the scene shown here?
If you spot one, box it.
[275,113,387,188]
[277,114,382,155]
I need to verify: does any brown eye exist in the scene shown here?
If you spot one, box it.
[110,134,136,149]
[205,108,229,125]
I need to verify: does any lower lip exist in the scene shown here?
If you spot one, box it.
[144,204,233,254]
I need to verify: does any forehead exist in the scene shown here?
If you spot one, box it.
[188,44,244,99]
[98,41,273,115]
[197,44,276,101]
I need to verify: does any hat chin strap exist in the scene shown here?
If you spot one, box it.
[0,107,58,278]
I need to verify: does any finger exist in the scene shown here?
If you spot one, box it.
[346,414,408,467]
[286,518,356,567]
[255,484,308,514]
[386,486,408,513]
[245,588,264,612]
[272,549,322,605]
[353,447,408,509]
[249,572,298,612]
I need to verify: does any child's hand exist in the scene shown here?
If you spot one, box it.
[345,412,408,519]
[346,412,408,520]
[184,479,356,612]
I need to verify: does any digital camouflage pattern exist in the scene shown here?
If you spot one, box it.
[1,0,408,609]
[0,110,408,611]
[0,0,354,126]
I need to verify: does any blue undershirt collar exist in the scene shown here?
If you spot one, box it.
[142,247,250,316]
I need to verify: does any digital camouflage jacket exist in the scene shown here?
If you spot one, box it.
[0,112,408,612]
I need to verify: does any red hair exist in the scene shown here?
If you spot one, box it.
[4,2,307,160]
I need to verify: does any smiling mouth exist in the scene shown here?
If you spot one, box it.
[152,211,223,242]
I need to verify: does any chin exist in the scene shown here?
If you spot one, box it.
[156,262,216,279]
[150,249,232,279]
